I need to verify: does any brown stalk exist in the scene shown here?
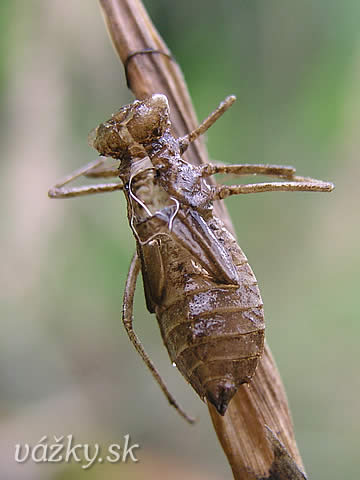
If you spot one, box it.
[98,1,307,478]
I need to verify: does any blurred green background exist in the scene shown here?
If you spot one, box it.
[1,1,358,479]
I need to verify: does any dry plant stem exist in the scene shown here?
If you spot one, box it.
[98,1,306,478]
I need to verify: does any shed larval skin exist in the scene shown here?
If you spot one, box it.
[48,94,334,423]
[49,92,332,420]
[91,94,264,415]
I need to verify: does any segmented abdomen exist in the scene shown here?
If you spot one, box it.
[154,217,265,415]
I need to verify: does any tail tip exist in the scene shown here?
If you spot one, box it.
[205,380,237,416]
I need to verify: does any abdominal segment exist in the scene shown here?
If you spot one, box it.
[141,212,265,415]
[157,265,265,415]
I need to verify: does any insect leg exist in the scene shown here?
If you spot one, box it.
[48,158,123,199]
[179,96,236,153]
[84,162,120,178]
[123,253,195,424]
[213,176,334,200]
[201,163,297,179]
[48,182,123,199]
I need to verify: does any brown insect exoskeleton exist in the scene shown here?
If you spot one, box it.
[49,94,333,423]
